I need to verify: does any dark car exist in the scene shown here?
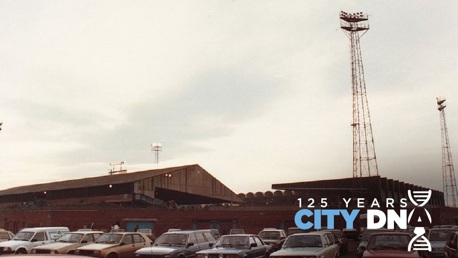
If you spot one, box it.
[444,230,458,258]
[257,228,286,252]
[357,229,393,258]
[195,234,271,258]
[426,227,456,258]
[135,229,216,258]
[363,232,420,258]
[342,228,359,241]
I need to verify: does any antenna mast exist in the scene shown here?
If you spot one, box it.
[437,97,458,207]
[340,11,379,178]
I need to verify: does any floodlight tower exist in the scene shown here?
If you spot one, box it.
[437,97,458,207]
[340,11,379,178]
[151,143,162,164]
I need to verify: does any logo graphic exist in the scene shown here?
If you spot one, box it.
[407,190,432,252]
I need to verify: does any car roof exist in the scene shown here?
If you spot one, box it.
[221,234,256,237]
[164,229,213,234]
[369,232,411,236]
[289,231,328,236]
[102,231,144,235]
[429,227,457,231]
[19,227,69,232]
[68,231,104,234]
[260,228,285,232]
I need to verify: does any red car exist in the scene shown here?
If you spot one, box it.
[363,232,421,258]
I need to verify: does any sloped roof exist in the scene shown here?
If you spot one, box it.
[0,164,243,203]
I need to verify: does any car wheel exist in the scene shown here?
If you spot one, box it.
[16,249,27,254]
[107,253,118,258]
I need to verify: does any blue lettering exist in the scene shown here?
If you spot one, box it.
[294,209,314,230]
[314,210,322,230]
[322,210,340,229]
[341,209,360,229]
[295,209,360,230]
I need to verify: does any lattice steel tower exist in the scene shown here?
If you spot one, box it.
[340,11,379,178]
[437,97,458,207]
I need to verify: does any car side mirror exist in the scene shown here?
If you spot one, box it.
[119,242,126,246]
[186,243,194,248]
[250,243,257,248]
[81,240,87,244]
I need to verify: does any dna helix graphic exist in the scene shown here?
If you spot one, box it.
[407,190,432,252]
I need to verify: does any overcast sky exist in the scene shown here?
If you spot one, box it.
[0,1,457,194]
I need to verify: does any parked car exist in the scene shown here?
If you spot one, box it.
[195,234,271,258]
[229,229,245,235]
[425,227,456,258]
[0,229,14,242]
[209,229,220,239]
[362,232,420,258]
[0,226,69,254]
[136,229,155,242]
[270,231,339,258]
[356,229,393,258]
[444,230,458,258]
[258,228,287,252]
[32,230,103,254]
[2,254,94,258]
[342,228,359,241]
[76,231,152,258]
[135,229,216,258]
[323,229,347,255]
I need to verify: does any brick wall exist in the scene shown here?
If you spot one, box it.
[0,207,298,235]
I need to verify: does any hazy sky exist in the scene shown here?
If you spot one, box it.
[0,1,457,194]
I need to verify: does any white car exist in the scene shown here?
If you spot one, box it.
[32,230,103,254]
[0,226,69,254]
[270,231,339,258]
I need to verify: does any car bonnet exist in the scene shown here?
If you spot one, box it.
[136,246,180,255]
[77,243,118,250]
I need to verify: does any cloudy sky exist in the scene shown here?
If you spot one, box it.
[0,1,457,194]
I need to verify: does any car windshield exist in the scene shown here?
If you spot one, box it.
[367,234,410,251]
[283,235,322,248]
[362,230,391,241]
[154,233,188,246]
[56,233,84,243]
[95,233,122,244]
[215,236,249,248]
[13,231,34,241]
[259,231,281,240]
[429,230,454,241]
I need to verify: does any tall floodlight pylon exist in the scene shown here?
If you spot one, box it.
[437,97,458,207]
[340,11,379,178]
